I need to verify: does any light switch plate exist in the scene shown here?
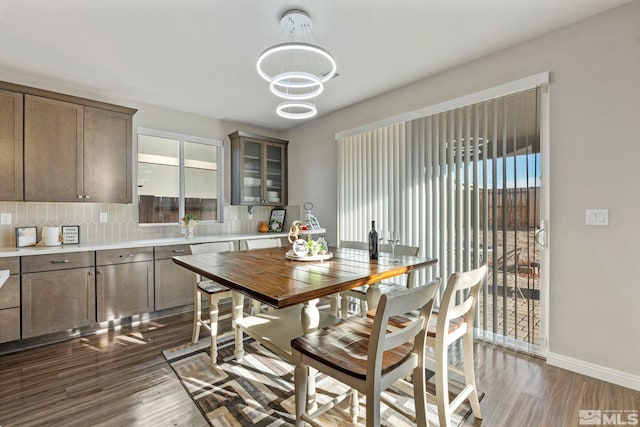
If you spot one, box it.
[0,213,11,225]
[586,208,609,226]
[99,212,108,223]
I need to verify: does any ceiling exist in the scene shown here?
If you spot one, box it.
[0,0,632,131]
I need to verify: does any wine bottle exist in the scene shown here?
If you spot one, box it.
[369,220,379,260]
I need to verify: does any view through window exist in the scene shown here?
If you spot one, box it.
[137,129,223,225]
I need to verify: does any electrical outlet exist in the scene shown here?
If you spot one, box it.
[0,213,11,225]
[99,212,108,223]
[586,208,609,226]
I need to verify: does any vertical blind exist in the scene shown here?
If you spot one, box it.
[338,87,542,350]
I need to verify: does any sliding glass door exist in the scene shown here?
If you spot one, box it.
[338,85,548,355]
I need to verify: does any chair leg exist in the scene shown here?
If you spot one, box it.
[358,298,367,317]
[232,292,245,361]
[209,296,219,367]
[329,294,339,317]
[349,389,359,423]
[293,353,308,427]
[341,293,349,319]
[435,340,452,427]
[413,364,428,427]
[463,331,482,419]
[365,385,381,427]
[192,288,202,344]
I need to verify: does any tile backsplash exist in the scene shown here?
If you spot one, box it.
[0,201,300,247]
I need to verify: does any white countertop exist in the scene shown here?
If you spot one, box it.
[0,232,289,258]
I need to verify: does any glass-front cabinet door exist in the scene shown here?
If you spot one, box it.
[241,139,263,205]
[230,131,288,206]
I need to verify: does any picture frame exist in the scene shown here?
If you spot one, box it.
[15,226,37,248]
[268,208,286,233]
[61,225,81,245]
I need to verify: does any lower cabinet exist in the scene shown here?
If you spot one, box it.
[154,244,194,311]
[21,252,95,339]
[96,247,154,322]
[0,257,20,343]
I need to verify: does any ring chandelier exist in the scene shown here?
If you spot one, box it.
[256,9,336,119]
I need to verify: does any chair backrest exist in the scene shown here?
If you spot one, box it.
[437,265,487,335]
[245,238,282,250]
[379,243,420,257]
[339,240,368,250]
[189,241,234,255]
[368,279,441,379]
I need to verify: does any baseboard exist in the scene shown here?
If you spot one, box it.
[547,352,640,391]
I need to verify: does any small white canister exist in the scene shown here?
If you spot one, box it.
[43,227,61,246]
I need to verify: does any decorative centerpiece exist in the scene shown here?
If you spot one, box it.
[181,214,198,239]
[285,212,332,261]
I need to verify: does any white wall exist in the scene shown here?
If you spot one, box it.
[286,0,640,379]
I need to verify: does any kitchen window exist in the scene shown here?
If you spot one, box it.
[137,128,223,225]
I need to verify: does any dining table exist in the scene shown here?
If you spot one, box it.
[173,245,437,408]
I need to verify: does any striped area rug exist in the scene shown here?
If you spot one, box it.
[163,336,482,426]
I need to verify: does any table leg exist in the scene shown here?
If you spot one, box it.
[301,298,320,332]
[367,283,382,311]
[301,299,320,412]
[231,291,245,361]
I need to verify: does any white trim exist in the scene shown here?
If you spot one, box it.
[547,352,640,392]
[539,84,551,355]
[335,72,550,140]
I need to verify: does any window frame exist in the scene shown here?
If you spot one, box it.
[137,127,224,226]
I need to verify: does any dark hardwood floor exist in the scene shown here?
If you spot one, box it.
[0,312,638,426]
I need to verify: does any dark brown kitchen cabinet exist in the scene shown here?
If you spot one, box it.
[154,244,194,311]
[24,95,84,202]
[96,247,154,322]
[24,95,134,203]
[0,89,23,201]
[83,107,133,203]
[21,252,96,339]
[0,257,20,343]
[230,131,288,206]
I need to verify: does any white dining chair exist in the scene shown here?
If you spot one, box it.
[245,238,282,250]
[189,241,235,367]
[426,264,486,427]
[340,241,420,318]
[291,279,440,427]
[245,238,282,314]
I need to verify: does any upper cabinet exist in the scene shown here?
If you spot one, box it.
[230,131,288,206]
[83,107,132,203]
[0,81,136,203]
[24,95,84,202]
[0,89,23,201]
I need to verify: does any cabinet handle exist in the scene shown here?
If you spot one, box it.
[88,271,94,276]
[84,195,90,199]
[172,249,186,253]
[77,195,83,199]
[51,259,70,264]
[119,254,134,258]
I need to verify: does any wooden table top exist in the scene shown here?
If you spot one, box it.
[173,246,437,309]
